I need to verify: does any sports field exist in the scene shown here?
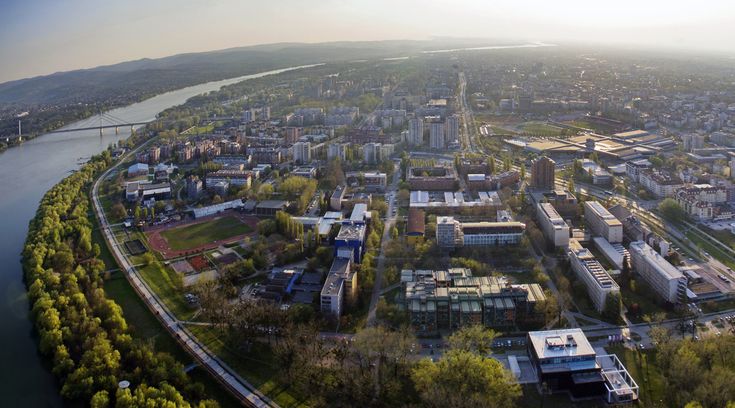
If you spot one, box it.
[159,216,253,251]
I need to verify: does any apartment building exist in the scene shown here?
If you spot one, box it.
[638,170,683,198]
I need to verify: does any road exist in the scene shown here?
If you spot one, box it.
[91,143,276,408]
[366,163,402,326]
[458,71,478,153]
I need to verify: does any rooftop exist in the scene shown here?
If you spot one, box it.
[528,329,596,360]
[629,241,684,280]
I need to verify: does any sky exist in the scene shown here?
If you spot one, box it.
[1,0,735,83]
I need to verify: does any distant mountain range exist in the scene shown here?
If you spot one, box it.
[0,39,518,105]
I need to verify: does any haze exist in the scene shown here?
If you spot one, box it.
[1,0,734,84]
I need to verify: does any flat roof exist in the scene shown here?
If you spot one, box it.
[528,328,596,360]
[629,241,684,280]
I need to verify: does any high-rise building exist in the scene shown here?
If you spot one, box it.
[363,142,382,164]
[568,241,619,313]
[408,117,424,146]
[445,114,460,145]
[531,156,556,189]
[292,141,311,164]
[436,216,525,248]
[429,120,445,149]
[327,143,348,161]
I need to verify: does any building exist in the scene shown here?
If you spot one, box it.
[361,172,388,192]
[327,143,348,161]
[592,167,613,185]
[445,114,460,145]
[675,184,731,220]
[531,156,556,190]
[628,241,687,304]
[537,203,570,247]
[320,257,356,317]
[639,170,683,198]
[363,142,383,164]
[436,216,525,248]
[255,200,289,217]
[205,170,252,188]
[334,204,368,262]
[125,181,171,202]
[527,329,638,403]
[191,199,244,218]
[128,163,149,178]
[406,208,426,243]
[348,126,388,144]
[682,133,706,152]
[330,185,346,211]
[408,117,424,146]
[584,201,623,243]
[186,175,202,199]
[409,190,502,213]
[404,269,545,333]
[407,164,458,190]
[568,241,620,313]
[292,141,311,164]
[429,120,445,149]
[625,159,651,182]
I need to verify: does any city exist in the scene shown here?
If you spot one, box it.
[2,1,735,408]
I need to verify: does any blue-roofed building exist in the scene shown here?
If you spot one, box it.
[335,222,366,262]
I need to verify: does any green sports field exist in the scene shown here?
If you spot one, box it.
[160,216,252,251]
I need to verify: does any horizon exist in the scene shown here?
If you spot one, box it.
[2,0,735,83]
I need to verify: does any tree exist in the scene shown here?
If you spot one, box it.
[111,203,127,220]
[659,198,685,221]
[411,349,521,408]
[602,292,621,323]
[447,325,497,356]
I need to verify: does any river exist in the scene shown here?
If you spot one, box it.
[0,64,314,406]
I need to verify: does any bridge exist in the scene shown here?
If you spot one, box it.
[8,110,155,143]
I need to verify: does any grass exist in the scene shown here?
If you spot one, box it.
[187,325,309,408]
[137,262,196,320]
[160,216,253,251]
[685,230,735,270]
[605,345,667,407]
[518,122,566,136]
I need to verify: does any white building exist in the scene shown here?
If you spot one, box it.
[639,170,683,198]
[584,201,623,243]
[436,216,525,248]
[568,241,620,313]
[320,257,356,317]
[292,141,311,164]
[429,121,445,149]
[408,117,424,146]
[537,203,570,247]
[625,159,651,182]
[628,241,687,304]
[675,184,730,220]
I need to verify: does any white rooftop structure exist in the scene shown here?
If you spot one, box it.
[528,328,596,361]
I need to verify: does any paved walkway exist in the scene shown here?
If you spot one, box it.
[92,141,276,408]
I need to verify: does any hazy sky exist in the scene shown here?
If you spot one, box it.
[1,0,734,83]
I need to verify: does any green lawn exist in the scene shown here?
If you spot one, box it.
[605,345,667,407]
[187,326,309,408]
[160,216,252,251]
[138,262,196,320]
